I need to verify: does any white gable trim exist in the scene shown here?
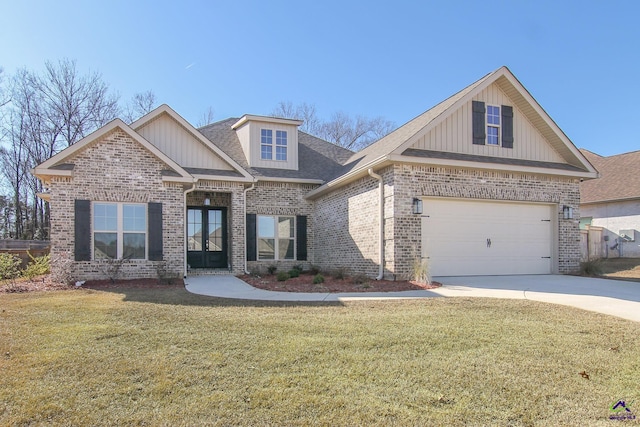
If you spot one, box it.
[33,119,194,183]
[133,105,253,180]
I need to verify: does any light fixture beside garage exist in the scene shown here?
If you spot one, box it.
[562,205,573,220]
[412,198,423,215]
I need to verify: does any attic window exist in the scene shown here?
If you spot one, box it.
[486,105,500,145]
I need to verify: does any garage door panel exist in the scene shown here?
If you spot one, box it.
[422,199,553,276]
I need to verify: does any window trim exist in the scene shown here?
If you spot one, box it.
[256,215,296,260]
[486,104,500,146]
[93,202,148,260]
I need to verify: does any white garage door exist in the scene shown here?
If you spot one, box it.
[421,198,554,276]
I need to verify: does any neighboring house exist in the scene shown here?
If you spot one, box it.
[33,66,598,281]
[580,149,640,258]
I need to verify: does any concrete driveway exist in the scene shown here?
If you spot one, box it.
[184,274,640,322]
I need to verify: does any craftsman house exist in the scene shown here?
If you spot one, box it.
[33,66,598,281]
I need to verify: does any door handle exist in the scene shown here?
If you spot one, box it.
[487,238,492,248]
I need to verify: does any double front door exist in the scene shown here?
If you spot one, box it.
[187,207,227,269]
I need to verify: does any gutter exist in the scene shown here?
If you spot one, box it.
[243,180,257,274]
[367,168,384,280]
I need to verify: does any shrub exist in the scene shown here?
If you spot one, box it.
[276,271,289,281]
[292,264,304,273]
[411,258,431,285]
[0,253,22,280]
[267,265,277,275]
[309,265,321,275]
[50,252,75,284]
[288,269,300,278]
[580,259,602,277]
[313,274,325,284]
[333,267,347,280]
[23,252,51,280]
[351,273,369,285]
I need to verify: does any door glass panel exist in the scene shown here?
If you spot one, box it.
[208,210,223,252]
[187,209,202,251]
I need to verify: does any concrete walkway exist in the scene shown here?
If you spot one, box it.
[184,274,640,322]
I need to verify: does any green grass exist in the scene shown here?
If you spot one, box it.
[1,287,639,426]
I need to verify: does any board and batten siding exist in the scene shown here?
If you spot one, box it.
[137,114,233,171]
[410,82,565,164]
[234,121,299,170]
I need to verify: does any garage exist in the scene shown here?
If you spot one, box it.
[421,198,555,276]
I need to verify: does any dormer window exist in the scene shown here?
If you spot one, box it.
[260,129,288,161]
[275,130,287,161]
[261,129,273,160]
[232,115,301,170]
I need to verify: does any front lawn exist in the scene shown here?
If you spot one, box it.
[1,286,639,425]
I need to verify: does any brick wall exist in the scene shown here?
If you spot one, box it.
[245,181,318,274]
[313,167,394,277]
[392,164,582,276]
[48,129,185,281]
[313,163,582,279]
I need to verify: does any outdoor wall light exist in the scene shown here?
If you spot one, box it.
[412,198,423,215]
[563,205,573,220]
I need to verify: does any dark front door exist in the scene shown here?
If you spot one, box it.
[187,207,227,268]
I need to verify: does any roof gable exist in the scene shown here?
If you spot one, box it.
[132,105,252,180]
[33,119,193,184]
[391,67,596,172]
[307,66,598,199]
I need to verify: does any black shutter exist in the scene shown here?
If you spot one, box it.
[74,200,91,261]
[501,105,514,149]
[472,100,486,145]
[246,214,256,261]
[148,202,163,261]
[296,215,307,261]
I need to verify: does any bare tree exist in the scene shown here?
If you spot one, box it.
[0,59,120,239]
[123,90,157,123]
[271,102,395,151]
[271,101,322,136]
[197,106,215,127]
[29,59,120,148]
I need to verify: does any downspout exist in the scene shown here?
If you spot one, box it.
[368,168,384,280]
[183,181,197,278]
[243,180,256,274]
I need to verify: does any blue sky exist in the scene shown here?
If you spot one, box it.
[1,0,638,156]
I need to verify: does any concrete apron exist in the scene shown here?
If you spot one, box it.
[184,274,640,323]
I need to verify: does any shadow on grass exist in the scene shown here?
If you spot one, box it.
[81,284,345,308]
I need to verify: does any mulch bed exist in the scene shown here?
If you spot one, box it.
[240,273,441,293]
[2,275,439,294]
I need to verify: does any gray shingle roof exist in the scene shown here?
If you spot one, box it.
[580,149,640,203]
[198,118,353,182]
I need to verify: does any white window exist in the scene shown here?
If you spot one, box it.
[260,129,272,160]
[93,203,146,259]
[260,128,287,161]
[257,215,295,260]
[486,105,500,145]
[275,130,287,161]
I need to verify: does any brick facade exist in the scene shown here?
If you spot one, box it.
[314,163,582,279]
[48,130,185,281]
[245,181,318,274]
